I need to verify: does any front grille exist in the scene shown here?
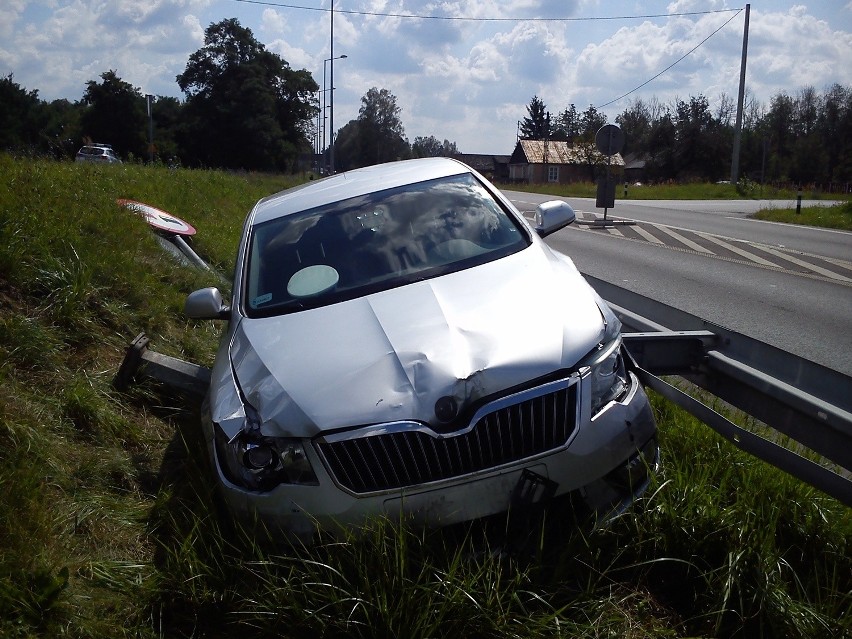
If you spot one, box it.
[315,378,579,494]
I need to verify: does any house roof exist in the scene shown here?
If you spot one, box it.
[622,152,648,170]
[512,139,624,166]
[452,153,511,172]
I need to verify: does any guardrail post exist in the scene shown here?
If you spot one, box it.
[114,333,211,399]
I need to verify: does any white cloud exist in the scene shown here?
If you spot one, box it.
[3,0,852,153]
[183,14,204,44]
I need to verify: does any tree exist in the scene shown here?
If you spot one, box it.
[332,119,366,171]
[552,104,579,140]
[794,86,819,136]
[715,92,736,127]
[334,87,409,169]
[42,98,82,159]
[579,105,607,141]
[817,84,852,183]
[176,18,318,171]
[520,96,549,139]
[80,70,147,158]
[411,135,458,158]
[646,109,676,181]
[672,94,727,181]
[763,92,796,180]
[737,90,766,181]
[148,96,183,163]
[616,98,653,155]
[0,75,49,153]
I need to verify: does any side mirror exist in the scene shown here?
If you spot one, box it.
[534,200,576,238]
[185,287,230,320]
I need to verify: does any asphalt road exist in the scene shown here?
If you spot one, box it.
[502,190,852,376]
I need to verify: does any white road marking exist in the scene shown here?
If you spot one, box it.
[633,225,665,244]
[694,232,777,266]
[818,255,852,270]
[731,216,852,236]
[757,246,852,282]
[651,224,715,254]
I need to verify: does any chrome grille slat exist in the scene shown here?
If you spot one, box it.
[316,380,578,494]
[392,430,416,485]
[377,436,400,487]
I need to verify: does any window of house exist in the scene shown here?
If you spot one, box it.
[548,166,559,182]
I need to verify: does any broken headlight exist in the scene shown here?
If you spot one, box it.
[213,405,318,491]
[588,337,629,416]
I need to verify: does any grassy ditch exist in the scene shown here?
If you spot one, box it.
[1,156,849,638]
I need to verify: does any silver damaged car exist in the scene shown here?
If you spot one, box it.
[185,157,658,539]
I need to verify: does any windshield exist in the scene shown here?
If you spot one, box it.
[244,173,529,316]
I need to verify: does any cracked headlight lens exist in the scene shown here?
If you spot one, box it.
[588,337,629,416]
[213,408,318,491]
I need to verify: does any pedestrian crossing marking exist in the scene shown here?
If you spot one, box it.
[525,208,850,285]
[694,232,777,267]
[633,225,665,244]
[651,224,715,254]
[758,246,852,282]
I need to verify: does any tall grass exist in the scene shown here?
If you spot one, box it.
[1,155,849,638]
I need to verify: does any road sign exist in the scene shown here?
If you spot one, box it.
[595,124,625,156]
[596,176,616,209]
[117,199,196,236]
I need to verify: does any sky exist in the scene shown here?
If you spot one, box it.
[2,1,851,155]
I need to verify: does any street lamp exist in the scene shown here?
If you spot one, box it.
[323,54,347,174]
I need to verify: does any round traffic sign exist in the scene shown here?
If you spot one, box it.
[117,199,197,236]
[595,124,625,156]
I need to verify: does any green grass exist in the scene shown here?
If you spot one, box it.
[498,179,845,202]
[753,200,852,231]
[1,155,850,638]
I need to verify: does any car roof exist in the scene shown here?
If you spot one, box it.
[252,157,472,225]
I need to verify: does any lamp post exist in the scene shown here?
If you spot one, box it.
[316,90,321,160]
[323,53,347,174]
[317,84,334,173]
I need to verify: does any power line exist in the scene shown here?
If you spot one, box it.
[230,0,746,113]
[596,8,744,109]
[231,0,742,23]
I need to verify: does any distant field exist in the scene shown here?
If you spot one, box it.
[499,179,848,202]
[1,156,849,638]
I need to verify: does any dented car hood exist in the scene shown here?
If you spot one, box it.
[221,246,604,438]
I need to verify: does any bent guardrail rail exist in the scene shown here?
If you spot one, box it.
[585,275,852,507]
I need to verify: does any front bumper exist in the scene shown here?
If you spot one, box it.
[207,370,658,540]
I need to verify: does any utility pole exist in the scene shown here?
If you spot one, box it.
[146,94,154,163]
[730,3,750,184]
[329,4,336,174]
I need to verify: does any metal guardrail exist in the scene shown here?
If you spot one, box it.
[586,275,852,507]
